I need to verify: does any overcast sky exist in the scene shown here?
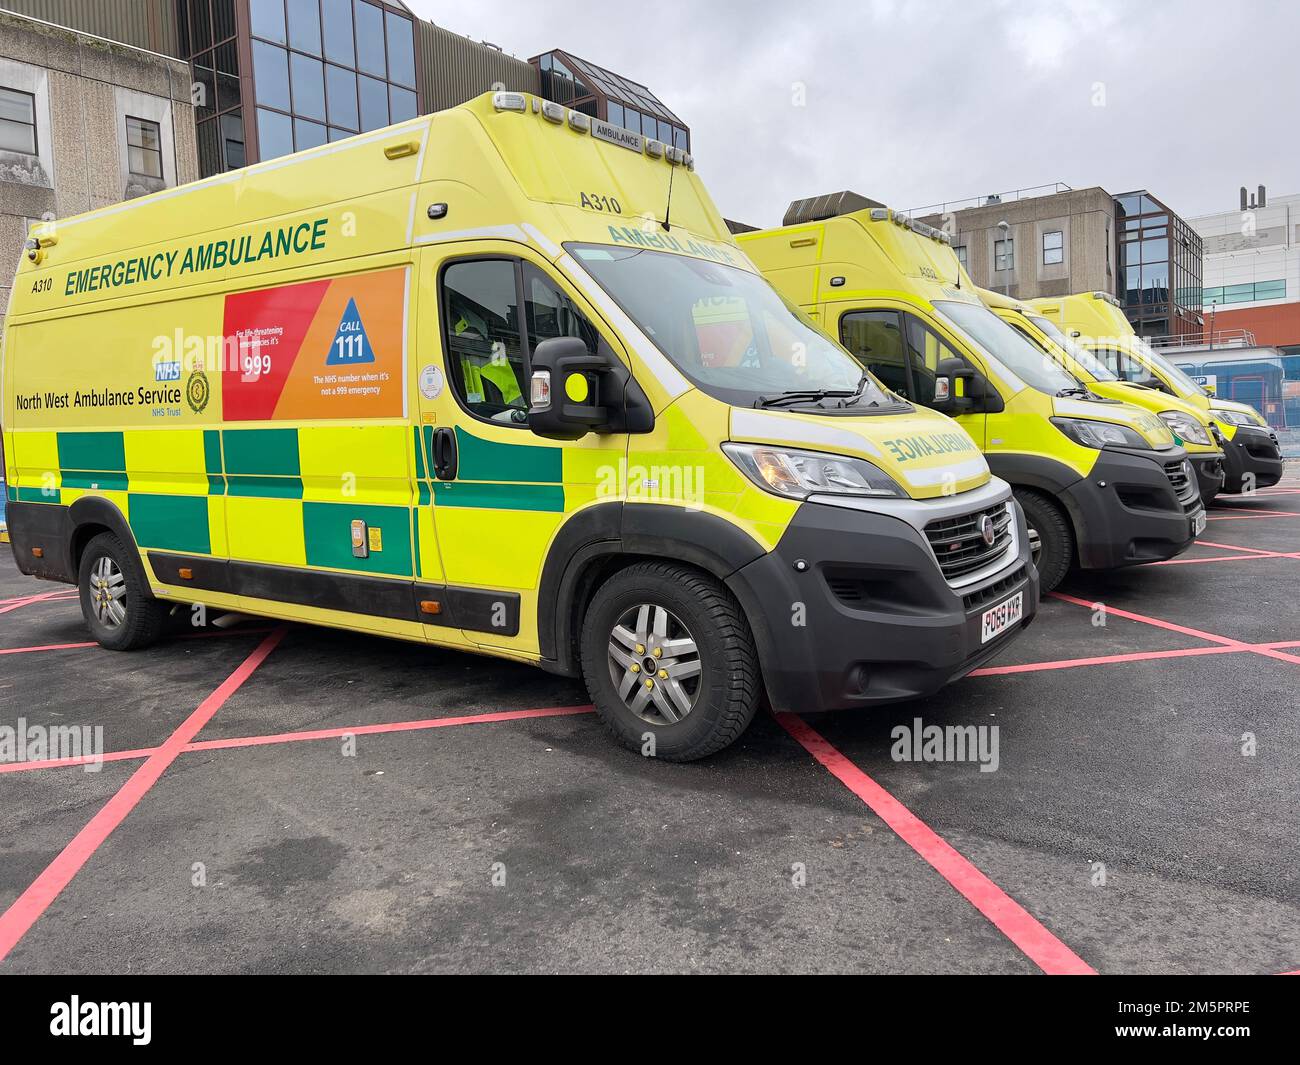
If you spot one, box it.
[405,0,1299,228]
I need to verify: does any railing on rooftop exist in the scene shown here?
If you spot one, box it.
[906,183,1074,218]
[1148,328,1258,351]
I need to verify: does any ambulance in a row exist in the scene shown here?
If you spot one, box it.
[1029,292,1284,493]
[738,194,1205,592]
[2,94,1036,761]
[977,287,1228,502]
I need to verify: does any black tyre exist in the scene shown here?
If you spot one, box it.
[579,561,761,762]
[77,532,168,651]
[1015,489,1074,593]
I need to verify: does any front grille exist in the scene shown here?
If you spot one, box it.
[963,566,1027,612]
[1163,460,1200,512]
[924,502,1014,583]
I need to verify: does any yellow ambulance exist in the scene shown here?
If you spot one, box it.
[1,94,1036,761]
[738,195,1205,592]
[978,287,1227,502]
[1028,292,1283,493]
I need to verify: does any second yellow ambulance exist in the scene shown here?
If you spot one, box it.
[739,194,1205,592]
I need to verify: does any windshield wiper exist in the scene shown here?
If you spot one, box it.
[754,388,857,409]
[1055,386,1094,398]
[754,374,885,410]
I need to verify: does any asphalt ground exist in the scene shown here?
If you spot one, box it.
[1,466,1297,974]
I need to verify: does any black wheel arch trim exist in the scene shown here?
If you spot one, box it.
[537,501,770,676]
[986,452,1087,543]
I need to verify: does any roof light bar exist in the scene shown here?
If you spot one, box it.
[492,92,527,112]
[567,111,589,133]
[541,100,565,123]
[645,139,664,159]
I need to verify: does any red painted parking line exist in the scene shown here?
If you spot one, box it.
[0,746,162,775]
[0,590,71,615]
[1153,551,1299,566]
[973,639,1300,677]
[183,704,596,755]
[0,626,273,656]
[0,626,286,963]
[1050,593,1300,667]
[1194,540,1281,555]
[0,704,597,775]
[774,712,1094,975]
[1206,511,1300,521]
[971,644,1242,676]
[0,639,97,655]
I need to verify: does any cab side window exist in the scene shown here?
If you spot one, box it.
[1095,346,1144,383]
[840,310,909,395]
[524,263,599,353]
[442,259,528,421]
[903,317,954,405]
[840,309,962,407]
[441,259,606,427]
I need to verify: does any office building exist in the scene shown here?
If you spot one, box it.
[916,183,1204,339]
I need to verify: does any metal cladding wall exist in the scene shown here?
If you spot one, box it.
[0,0,180,55]
[417,20,538,114]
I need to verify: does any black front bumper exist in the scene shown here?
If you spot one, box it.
[1062,447,1204,570]
[727,497,1038,715]
[1221,425,1283,493]
[1190,451,1226,501]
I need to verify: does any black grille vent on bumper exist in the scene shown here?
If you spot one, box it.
[1163,460,1200,512]
[924,502,1014,583]
[962,566,1027,612]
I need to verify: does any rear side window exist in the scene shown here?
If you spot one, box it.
[441,258,605,426]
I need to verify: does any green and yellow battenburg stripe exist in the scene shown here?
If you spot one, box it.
[4,423,578,586]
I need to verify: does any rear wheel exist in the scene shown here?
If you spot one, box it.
[579,561,761,762]
[1015,489,1073,593]
[78,532,167,650]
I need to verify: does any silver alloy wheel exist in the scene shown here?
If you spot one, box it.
[89,555,127,628]
[607,603,702,726]
[1026,524,1043,568]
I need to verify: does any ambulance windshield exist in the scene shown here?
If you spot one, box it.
[569,244,901,411]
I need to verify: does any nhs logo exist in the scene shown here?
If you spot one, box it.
[154,359,181,382]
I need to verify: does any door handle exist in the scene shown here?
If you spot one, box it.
[432,427,458,480]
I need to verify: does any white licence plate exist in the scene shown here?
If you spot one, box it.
[981,591,1023,644]
[1192,510,1206,536]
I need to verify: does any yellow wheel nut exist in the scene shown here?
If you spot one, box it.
[653,648,662,658]
[631,663,640,673]
[658,670,668,680]
[635,644,645,655]
[644,678,654,689]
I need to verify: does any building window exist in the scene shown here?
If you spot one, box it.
[0,86,37,155]
[954,245,968,268]
[126,116,163,178]
[1042,229,1063,265]
[994,237,1014,272]
[246,0,418,164]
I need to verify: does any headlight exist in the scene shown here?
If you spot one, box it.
[1050,417,1149,450]
[722,443,905,499]
[1210,408,1253,427]
[1158,410,1211,446]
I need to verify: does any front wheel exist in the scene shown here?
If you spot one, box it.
[78,532,168,650]
[1014,489,1074,593]
[579,562,761,762]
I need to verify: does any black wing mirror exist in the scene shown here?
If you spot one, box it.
[527,336,653,440]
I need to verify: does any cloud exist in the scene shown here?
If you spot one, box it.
[405,0,1300,226]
